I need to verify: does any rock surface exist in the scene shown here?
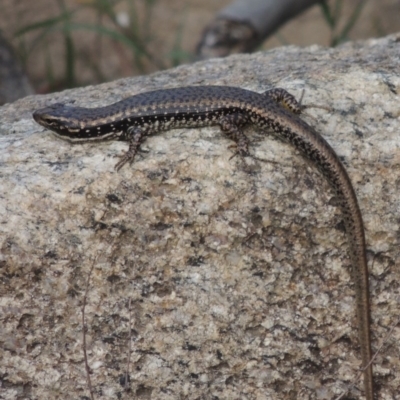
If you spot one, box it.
[1,34,400,400]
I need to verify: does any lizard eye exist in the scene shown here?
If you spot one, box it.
[41,116,58,126]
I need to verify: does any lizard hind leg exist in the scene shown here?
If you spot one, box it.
[218,113,250,159]
[263,88,304,114]
[264,87,332,116]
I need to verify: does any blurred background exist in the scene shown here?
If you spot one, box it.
[0,0,399,104]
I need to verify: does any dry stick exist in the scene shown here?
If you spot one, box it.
[196,0,320,59]
[125,297,133,391]
[82,256,97,400]
[335,315,400,400]
[82,240,116,400]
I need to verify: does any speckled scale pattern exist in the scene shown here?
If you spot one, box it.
[32,85,374,399]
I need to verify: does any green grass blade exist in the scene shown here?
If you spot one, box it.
[336,0,367,44]
[56,22,165,69]
[319,0,335,29]
[14,12,75,36]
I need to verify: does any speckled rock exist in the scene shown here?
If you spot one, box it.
[1,34,400,400]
